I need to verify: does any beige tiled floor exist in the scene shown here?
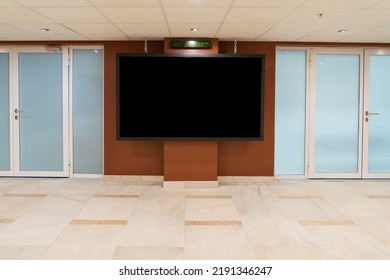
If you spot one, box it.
[0,177,390,260]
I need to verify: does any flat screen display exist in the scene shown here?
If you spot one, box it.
[117,53,264,140]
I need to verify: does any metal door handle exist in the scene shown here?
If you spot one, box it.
[14,109,23,114]
[365,111,379,116]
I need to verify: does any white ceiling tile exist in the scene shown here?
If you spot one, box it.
[340,35,387,42]
[279,8,359,25]
[1,33,45,40]
[310,24,376,36]
[164,7,228,23]
[12,23,77,35]
[34,7,109,23]
[0,23,31,34]
[116,23,170,37]
[378,37,390,42]
[357,25,390,37]
[64,23,124,35]
[16,0,90,7]
[162,0,231,6]
[297,35,346,42]
[302,0,381,8]
[303,32,348,40]
[218,35,259,41]
[129,36,165,40]
[84,34,129,40]
[224,7,294,24]
[89,0,160,6]
[337,9,390,26]
[261,24,324,38]
[233,0,305,7]
[169,23,219,37]
[257,35,303,41]
[217,23,272,36]
[0,7,53,23]
[39,33,88,40]
[0,1,22,7]
[97,7,165,23]
[371,1,390,8]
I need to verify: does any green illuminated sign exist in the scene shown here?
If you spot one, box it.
[170,40,212,49]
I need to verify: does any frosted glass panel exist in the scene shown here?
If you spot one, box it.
[73,49,103,174]
[275,50,306,175]
[19,53,63,171]
[368,55,390,173]
[0,54,10,171]
[314,54,360,173]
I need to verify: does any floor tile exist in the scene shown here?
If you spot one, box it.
[0,195,87,245]
[352,216,390,248]
[0,224,9,232]
[233,194,287,219]
[3,179,65,195]
[112,247,184,260]
[280,198,348,220]
[0,245,48,260]
[185,198,240,222]
[97,183,144,196]
[119,216,184,248]
[301,225,390,259]
[0,196,42,220]
[0,180,13,195]
[185,225,255,260]
[242,215,311,248]
[325,195,390,217]
[51,180,102,202]
[253,246,327,260]
[75,197,137,221]
[131,194,185,217]
[41,224,125,259]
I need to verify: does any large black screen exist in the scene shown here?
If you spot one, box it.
[117,53,264,140]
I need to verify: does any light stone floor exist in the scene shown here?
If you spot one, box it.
[0,177,390,260]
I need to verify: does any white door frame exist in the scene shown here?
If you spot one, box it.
[0,48,13,177]
[10,46,69,177]
[362,49,390,178]
[308,48,364,179]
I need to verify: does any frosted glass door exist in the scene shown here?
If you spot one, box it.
[72,48,103,175]
[309,51,362,178]
[363,52,390,177]
[275,50,306,175]
[0,53,10,174]
[15,50,68,177]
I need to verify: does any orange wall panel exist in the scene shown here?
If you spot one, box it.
[164,141,218,181]
[104,41,165,175]
[217,41,276,176]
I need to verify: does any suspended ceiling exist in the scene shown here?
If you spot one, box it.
[0,0,390,43]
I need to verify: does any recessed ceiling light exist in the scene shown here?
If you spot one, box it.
[40,28,50,32]
[338,29,348,33]
[190,28,199,32]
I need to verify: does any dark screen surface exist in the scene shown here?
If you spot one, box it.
[117,54,264,140]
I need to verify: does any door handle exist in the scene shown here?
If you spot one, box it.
[14,108,24,120]
[365,111,379,116]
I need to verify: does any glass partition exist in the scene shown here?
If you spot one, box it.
[275,50,306,175]
[72,49,103,175]
[0,53,10,172]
